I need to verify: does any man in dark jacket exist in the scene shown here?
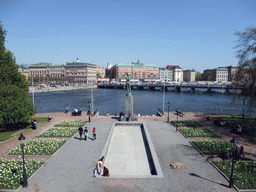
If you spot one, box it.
[78,126,83,141]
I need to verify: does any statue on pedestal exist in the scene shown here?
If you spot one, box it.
[122,73,134,95]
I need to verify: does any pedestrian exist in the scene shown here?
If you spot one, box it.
[65,107,68,113]
[93,156,104,177]
[102,166,110,177]
[84,127,88,141]
[92,127,96,141]
[33,120,37,129]
[239,146,244,158]
[78,126,83,141]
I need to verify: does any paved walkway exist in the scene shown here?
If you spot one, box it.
[15,119,234,192]
[1,112,255,191]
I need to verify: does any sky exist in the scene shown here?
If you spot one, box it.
[1,0,255,72]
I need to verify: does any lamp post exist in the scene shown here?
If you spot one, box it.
[167,102,170,123]
[242,98,245,119]
[18,133,28,188]
[229,136,237,188]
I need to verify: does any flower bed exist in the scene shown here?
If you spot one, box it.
[37,128,77,138]
[0,160,45,190]
[171,120,203,128]
[179,128,221,138]
[213,161,256,189]
[192,141,248,155]
[54,120,87,127]
[8,140,66,155]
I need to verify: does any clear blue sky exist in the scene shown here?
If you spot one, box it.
[1,0,255,72]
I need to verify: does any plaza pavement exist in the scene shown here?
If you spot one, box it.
[17,119,235,192]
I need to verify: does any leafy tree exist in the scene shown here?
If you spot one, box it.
[195,71,202,81]
[0,23,34,131]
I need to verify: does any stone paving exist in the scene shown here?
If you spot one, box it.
[1,112,255,191]
[12,115,234,192]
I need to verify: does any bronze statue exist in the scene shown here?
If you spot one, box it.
[122,73,134,94]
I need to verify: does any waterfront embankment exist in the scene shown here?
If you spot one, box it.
[29,85,97,94]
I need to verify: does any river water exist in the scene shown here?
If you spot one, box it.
[28,88,253,116]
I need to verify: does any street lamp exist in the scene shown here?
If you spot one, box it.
[242,98,245,119]
[229,136,237,188]
[18,133,28,188]
[167,102,170,123]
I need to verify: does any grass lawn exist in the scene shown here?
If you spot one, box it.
[33,117,49,123]
[0,117,50,142]
[209,116,256,142]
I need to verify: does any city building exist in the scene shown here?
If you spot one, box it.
[183,69,196,82]
[159,67,173,82]
[29,63,66,82]
[65,59,96,84]
[18,64,30,80]
[166,65,183,82]
[203,67,228,82]
[227,65,239,82]
[109,60,159,81]
[96,65,105,79]
[28,59,97,84]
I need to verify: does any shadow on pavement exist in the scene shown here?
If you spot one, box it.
[189,173,229,188]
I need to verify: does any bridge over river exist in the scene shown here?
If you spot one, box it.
[97,83,243,94]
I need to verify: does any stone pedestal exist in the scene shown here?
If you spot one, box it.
[119,93,138,121]
[125,94,133,116]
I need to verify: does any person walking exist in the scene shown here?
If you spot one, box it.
[92,127,96,141]
[84,127,88,141]
[33,120,37,129]
[78,126,83,141]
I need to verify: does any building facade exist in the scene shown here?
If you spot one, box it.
[227,65,239,82]
[29,63,65,80]
[110,61,159,81]
[203,67,228,82]
[28,59,97,84]
[159,67,173,82]
[96,65,105,79]
[166,65,183,82]
[65,61,96,84]
[183,69,196,82]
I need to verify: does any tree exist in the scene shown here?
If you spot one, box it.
[233,27,256,117]
[234,27,256,98]
[195,71,202,81]
[0,23,34,131]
